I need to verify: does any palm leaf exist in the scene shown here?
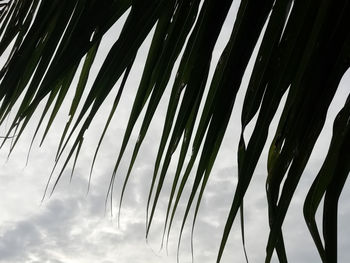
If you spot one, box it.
[0,0,349,262]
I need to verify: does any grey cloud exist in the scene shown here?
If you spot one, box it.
[0,221,43,261]
[0,160,172,263]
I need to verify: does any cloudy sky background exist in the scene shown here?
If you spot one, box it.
[0,2,349,263]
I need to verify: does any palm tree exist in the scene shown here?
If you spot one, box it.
[0,0,349,262]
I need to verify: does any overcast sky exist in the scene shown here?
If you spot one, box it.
[0,2,349,263]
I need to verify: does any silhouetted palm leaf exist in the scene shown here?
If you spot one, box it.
[0,0,349,262]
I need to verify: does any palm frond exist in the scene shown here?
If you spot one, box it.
[0,0,349,262]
